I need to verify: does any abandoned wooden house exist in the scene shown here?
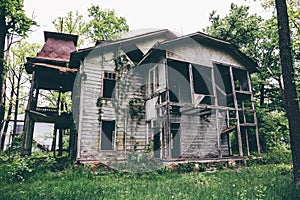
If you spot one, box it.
[69,29,261,163]
[22,29,261,164]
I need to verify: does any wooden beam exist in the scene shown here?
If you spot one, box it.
[247,71,261,156]
[211,66,222,158]
[164,57,170,159]
[21,72,36,156]
[58,129,63,156]
[229,66,243,157]
[242,101,250,156]
[52,126,57,157]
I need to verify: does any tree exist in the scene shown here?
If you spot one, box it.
[0,41,40,150]
[0,0,36,133]
[84,5,129,42]
[204,3,289,152]
[52,11,85,46]
[52,5,129,46]
[275,0,300,185]
[205,4,283,110]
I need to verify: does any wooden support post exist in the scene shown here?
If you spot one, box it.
[68,123,77,160]
[247,71,261,156]
[58,97,64,156]
[211,66,221,158]
[216,109,222,158]
[52,126,57,157]
[226,110,233,156]
[245,129,250,156]
[164,58,170,159]
[229,66,243,157]
[21,72,36,156]
[58,129,63,156]
[242,101,251,156]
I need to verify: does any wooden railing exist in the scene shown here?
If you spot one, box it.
[36,107,58,115]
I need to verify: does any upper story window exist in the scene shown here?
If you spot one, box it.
[233,68,249,91]
[148,65,159,95]
[103,72,116,98]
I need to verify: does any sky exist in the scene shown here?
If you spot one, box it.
[23,0,271,44]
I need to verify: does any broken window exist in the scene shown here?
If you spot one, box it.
[103,72,116,98]
[148,65,159,95]
[101,120,115,150]
[167,60,192,103]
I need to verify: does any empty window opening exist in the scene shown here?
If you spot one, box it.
[192,65,213,95]
[214,64,234,107]
[101,120,115,150]
[103,72,116,98]
[168,60,191,103]
[233,68,249,91]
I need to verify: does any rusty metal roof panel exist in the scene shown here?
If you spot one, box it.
[37,36,77,62]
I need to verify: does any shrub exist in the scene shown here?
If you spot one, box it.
[263,146,292,164]
[247,145,292,166]
[118,151,163,175]
[0,157,33,182]
[216,162,224,170]
[177,162,195,173]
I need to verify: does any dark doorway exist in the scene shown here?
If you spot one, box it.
[171,123,181,158]
[101,120,115,150]
[153,127,161,158]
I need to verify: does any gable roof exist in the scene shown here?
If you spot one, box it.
[139,31,258,73]
[69,29,178,69]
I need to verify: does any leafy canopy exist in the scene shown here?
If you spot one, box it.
[52,5,129,46]
[85,5,129,41]
[0,0,36,36]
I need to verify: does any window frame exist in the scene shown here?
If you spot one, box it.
[102,71,117,99]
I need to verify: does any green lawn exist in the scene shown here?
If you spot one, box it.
[1,163,300,200]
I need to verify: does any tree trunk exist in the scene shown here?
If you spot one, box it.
[259,83,265,106]
[275,0,300,185]
[12,71,21,143]
[0,75,14,150]
[0,14,7,136]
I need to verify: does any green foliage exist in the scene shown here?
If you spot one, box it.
[52,11,85,46]
[117,151,162,175]
[53,5,129,46]
[0,153,58,183]
[0,0,37,36]
[204,2,296,154]
[5,41,41,114]
[205,3,282,111]
[177,162,195,173]
[216,162,225,170]
[1,164,300,199]
[248,145,292,166]
[257,108,289,151]
[0,157,33,182]
[84,5,129,41]
[129,98,144,124]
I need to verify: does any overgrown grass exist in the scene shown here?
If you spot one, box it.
[1,161,299,200]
